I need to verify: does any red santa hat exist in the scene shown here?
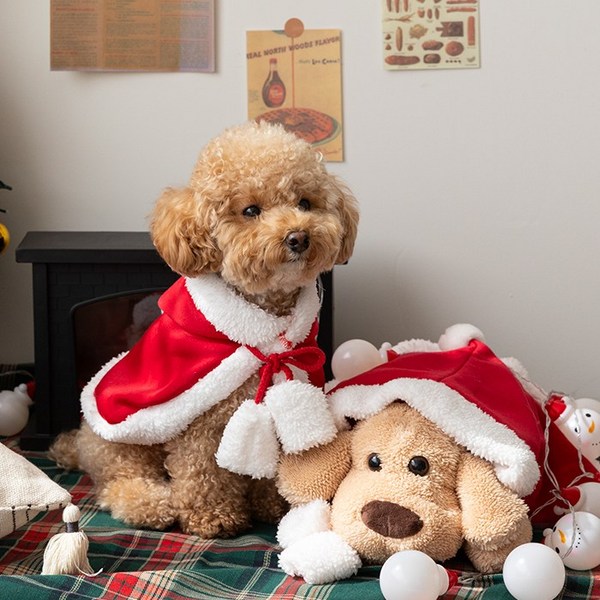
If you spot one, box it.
[327,324,547,498]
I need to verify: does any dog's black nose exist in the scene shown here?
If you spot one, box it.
[361,500,423,539]
[285,230,310,254]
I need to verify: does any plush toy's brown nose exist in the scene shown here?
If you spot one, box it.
[361,500,423,539]
[285,230,310,254]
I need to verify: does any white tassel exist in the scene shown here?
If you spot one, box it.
[42,504,96,575]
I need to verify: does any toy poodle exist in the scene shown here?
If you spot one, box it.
[50,121,359,538]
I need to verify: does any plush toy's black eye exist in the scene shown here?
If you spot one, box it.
[367,453,382,471]
[298,198,311,211]
[408,456,429,476]
[242,205,261,218]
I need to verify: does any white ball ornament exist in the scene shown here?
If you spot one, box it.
[331,339,384,382]
[379,551,450,600]
[502,543,565,600]
[0,383,32,436]
[544,511,600,570]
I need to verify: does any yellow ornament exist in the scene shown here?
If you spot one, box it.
[0,222,9,253]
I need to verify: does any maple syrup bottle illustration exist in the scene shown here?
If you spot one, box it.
[262,58,286,108]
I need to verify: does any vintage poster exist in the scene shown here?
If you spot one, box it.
[382,0,480,70]
[50,0,215,72]
[247,21,344,162]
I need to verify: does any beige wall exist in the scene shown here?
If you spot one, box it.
[1,1,599,397]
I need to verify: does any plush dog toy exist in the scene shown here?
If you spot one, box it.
[276,324,549,583]
[50,121,359,538]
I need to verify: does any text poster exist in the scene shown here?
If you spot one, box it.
[51,0,215,72]
[382,0,480,70]
[247,22,344,162]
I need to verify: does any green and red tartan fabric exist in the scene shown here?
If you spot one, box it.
[1,442,599,599]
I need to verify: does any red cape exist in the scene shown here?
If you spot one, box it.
[94,278,324,426]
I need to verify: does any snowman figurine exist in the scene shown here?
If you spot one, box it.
[544,511,600,570]
[0,383,33,436]
[546,395,600,472]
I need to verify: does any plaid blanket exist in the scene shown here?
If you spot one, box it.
[1,442,599,599]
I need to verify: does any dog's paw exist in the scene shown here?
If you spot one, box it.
[178,507,251,539]
[279,531,361,584]
[99,477,176,530]
[248,478,289,524]
[277,500,331,548]
[48,429,80,470]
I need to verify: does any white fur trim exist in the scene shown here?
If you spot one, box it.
[330,378,540,497]
[265,381,337,454]
[438,323,485,351]
[388,338,440,356]
[184,275,320,352]
[215,400,280,478]
[502,357,548,405]
[279,531,362,584]
[501,357,529,381]
[81,346,260,444]
[277,500,331,549]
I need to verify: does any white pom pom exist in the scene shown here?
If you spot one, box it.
[215,400,280,478]
[265,381,337,454]
[438,324,484,351]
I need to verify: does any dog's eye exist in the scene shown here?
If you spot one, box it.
[298,198,311,211]
[242,205,261,218]
[407,456,429,476]
[367,453,382,471]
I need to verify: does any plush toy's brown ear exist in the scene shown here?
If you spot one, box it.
[456,452,532,573]
[150,187,222,277]
[330,177,359,265]
[277,431,353,506]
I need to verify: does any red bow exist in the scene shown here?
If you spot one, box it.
[247,345,326,404]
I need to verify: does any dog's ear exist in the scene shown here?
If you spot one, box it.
[277,431,353,505]
[457,452,532,572]
[330,177,359,265]
[150,187,222,277]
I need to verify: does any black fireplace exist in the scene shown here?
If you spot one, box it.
[16,231,334,449]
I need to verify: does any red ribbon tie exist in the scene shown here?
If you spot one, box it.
[247,345,325,404]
